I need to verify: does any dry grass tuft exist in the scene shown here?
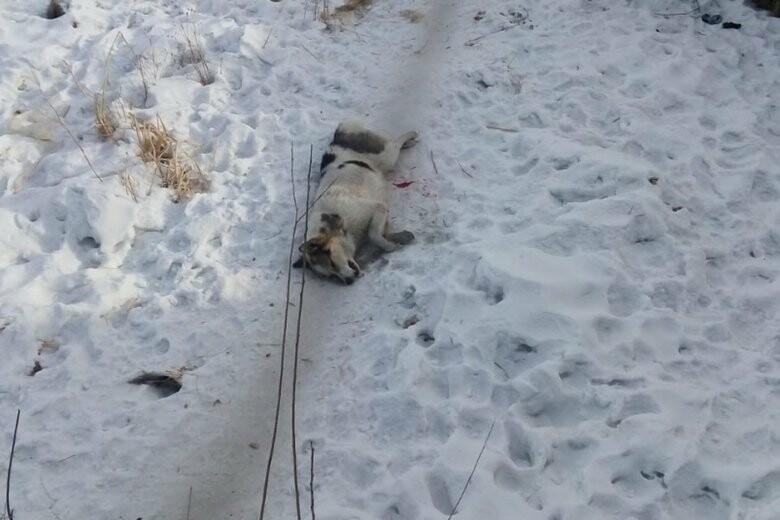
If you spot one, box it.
[334,0,373,13]
[400,9,424,23]
[119,172,139,202]
[182,26,215,86]
[320,0,373,27]
[94,93,118,139]
[130,114,208,201]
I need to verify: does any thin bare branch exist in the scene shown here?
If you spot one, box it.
[5,410,20,520]
[465,22,524,47]
[456,160,474,178]
[43,97,103,182]
[259,142,301,520]
[485,123,519,133]
[447,420,496,520]
[309,441,316,520]
[291,145,314,520]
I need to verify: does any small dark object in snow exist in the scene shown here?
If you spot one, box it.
[417,330,435,346]
[722,22,742,29]
[45,0,66,19]
[28,360,43,376]
[128,372,182,397]
[648,176,659,185]
[394,180,416,188]
[702,13,723,24]
[401,315,420,329]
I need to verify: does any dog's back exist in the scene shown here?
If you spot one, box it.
[321,121,410,176]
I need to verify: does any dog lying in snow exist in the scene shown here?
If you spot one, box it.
[293,121,418,284]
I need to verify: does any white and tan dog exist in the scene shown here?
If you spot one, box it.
[293,121,418,284]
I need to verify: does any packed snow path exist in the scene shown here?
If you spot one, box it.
[2,1,780,519]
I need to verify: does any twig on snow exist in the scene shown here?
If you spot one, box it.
[447,420,496,520]
[465,22,524,47]
[456,160,474,178]
[259,144,301,520]
[262,28,274,49]
[301,45,322,63]
[430,150,440,176]
[309,441,316,520]
[291,145,314,520]
[5,410,20,520]
[186,486,193,520]
[43,97,104,181]
[485,123,519,133]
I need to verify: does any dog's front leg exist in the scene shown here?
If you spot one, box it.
[368,202,400,251]
[368,203,415,251]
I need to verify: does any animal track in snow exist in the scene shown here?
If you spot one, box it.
[606,276,644,317]
[426,472,455,515]
[505,420,542,468]
[606,393,660,428]
[494,332,544,379]
[470,261,505,305]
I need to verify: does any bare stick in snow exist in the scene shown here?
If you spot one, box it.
[309,441,316,520]
[186,486,192,520]
[456,160,474,178]
[430,150,440,176]
[5,410,20,520]
[465,22,524,47]
[259,143,300,520]
[43,97,104,182]
[485,123,519,133]
[291,145,314,520]
[447,420,496,520]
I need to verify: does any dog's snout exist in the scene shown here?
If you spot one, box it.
[344,276,356,286]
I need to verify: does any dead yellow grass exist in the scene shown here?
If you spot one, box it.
[320,0,373,27]
[94,93,117,139]
[130,114,208,201]
[182,25,215,86]
[119,172,139,202]
[400,9,423,23]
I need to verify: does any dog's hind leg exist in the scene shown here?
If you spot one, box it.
[398,131,419,149]
[372,130,419,173]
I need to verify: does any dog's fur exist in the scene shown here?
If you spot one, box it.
[293,121,418,284]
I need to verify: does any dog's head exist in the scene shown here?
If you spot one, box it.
[293,213,361,285]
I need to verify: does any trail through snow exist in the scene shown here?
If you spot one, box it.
[2,1,780,519]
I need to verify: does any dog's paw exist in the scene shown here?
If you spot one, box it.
[400,131,419,149]
[388,230,415,245]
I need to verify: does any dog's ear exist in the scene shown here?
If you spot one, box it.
[300,236,327,255]
[321,213,344,233]
[292,256,304,268]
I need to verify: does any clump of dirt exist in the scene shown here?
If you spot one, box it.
[44,0,66,19]
[128,370,186,398]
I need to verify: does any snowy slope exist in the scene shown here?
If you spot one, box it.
[2,0,780,519]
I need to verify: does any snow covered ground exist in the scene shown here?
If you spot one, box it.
[2,0,780,518]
